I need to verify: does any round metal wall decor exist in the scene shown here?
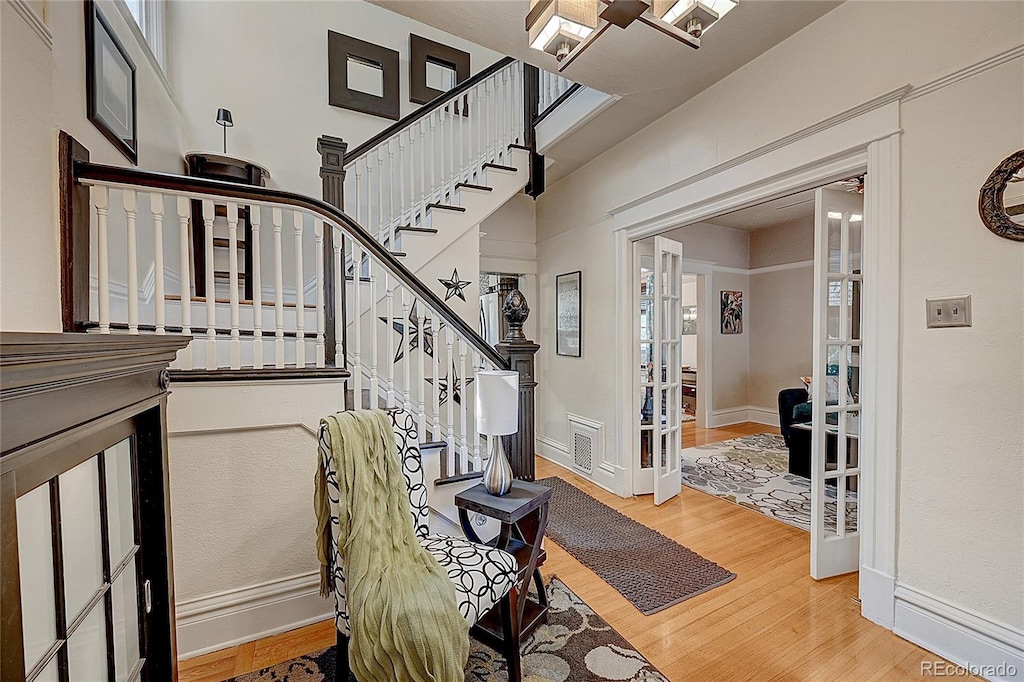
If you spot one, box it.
[978,149,1024,242]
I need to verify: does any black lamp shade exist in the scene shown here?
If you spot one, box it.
[216,108,234,127]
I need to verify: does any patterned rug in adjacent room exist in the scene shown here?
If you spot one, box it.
[535,477,735,615]
[680,433,857,533]
[227,577,667,682]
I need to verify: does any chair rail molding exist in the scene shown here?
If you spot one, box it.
[8,0,52,49]
[612,94,903,635]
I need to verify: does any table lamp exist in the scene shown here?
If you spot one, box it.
[216,108,233,154]
[476,369,519,496]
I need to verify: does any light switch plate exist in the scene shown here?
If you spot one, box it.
[926,295,972,328]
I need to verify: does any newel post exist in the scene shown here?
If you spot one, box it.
[497,289,540,481]
[59,131,91,331]
[318,135,347,367]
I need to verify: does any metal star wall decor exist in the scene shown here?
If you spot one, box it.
[378,301,436,363]
[438,268,472,302]
[426,363,473,406]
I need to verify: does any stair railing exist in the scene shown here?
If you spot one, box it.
[62,132,511,476]
[537,69,576,115]
[339,57,529,250]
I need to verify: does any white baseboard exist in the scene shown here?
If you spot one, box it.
[894,585,1024,681]
[536,435,617,496]
[747,406,780,427]
[709,405,779,428]
[176,572,333,660]
[859,565,895,629]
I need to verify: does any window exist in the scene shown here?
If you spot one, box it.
[118,0,166,71]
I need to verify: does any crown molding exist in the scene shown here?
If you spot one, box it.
[904,44,1024,103]
[9,0,52,49]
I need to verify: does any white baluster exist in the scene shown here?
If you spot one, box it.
[273,207,285,368]
[385,275,395,408]
[124,189,139,334]
[388,140,396,250]
[473,86,482,182]
[432,315,442,445]
[314,217,325,368]
[471,349,481,466]
[354,159,363,227]
[227,202,241,368]
[175,196,192,368]
[484,78,492,165]
[293,211,305,368]
[151,192,165,335]
[429,114,437,205]
[502,69,510,163]
[95,185,110,333]
[376,147,384,244]
[459,339,468,471]
[332,226,343,368]
[398,133,407,234]
[369,261,379,405]
[445,327,455,471]
[402,290,413,418]
[352,240,363,408]
[202,199,216,369]
[418,120,427,225]
[251,206,264,369]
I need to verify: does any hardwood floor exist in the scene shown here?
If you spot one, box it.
[179,422,954,681]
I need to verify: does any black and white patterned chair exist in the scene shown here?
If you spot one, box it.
[319,409,523,681]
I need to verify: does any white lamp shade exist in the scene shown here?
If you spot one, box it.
[475,370,519,436]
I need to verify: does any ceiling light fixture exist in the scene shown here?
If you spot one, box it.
[528,0,737,71]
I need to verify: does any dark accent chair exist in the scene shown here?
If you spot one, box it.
[778,388,811,478]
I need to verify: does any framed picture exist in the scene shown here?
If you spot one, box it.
[720,290,743,334]
[556,271,582,357]
[85,0,138,164]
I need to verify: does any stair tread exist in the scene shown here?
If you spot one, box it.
[390,251,407,257]
[213,270,245,280]
[396,225,438,234]
[426,203,467,213]
[507,143,531,152]
[455,182,493,192]
[482,162,518,173]
[212,237,246,249]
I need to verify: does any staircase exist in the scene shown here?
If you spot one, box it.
[61,57,564,525]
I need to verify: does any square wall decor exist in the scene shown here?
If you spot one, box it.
[328,31,400,120]
[409,34,470,105]
[85,0,137,164]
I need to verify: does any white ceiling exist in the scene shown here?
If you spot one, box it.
[708,188,816,231]
[369,0,840,181]
[707,180,857,231]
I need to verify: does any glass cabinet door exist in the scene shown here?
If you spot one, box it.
[15,435,147,682]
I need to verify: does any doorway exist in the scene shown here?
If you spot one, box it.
[625,175,870,580]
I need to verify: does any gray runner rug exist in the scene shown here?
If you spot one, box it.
[536,477,736,615]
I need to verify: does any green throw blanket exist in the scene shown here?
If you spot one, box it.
[315,409,469,681]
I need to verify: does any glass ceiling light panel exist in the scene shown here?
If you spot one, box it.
[528,0,599,57]
[654,0,736,34]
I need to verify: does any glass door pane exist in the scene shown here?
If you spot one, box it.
[16,483,57,674]
[59,456,105,623]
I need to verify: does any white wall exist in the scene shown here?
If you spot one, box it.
[533,0,1024,645]
[167,0,502,197]
[1,0,185,332]
[747,218,814,412]
[480,192,536,267]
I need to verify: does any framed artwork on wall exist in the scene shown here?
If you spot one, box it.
[720,290,743,334]
[327,31,401,120]
[556,271,582,357]
[85,0,138,164]
[682,305,697,335]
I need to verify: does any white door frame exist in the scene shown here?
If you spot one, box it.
[612,92,903,629]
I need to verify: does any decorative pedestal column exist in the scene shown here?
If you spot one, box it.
[497,289,540,481]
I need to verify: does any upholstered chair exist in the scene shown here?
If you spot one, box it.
[319,409,523,681]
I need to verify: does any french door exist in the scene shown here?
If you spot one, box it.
[635,236,684,505]
[810,187,864,579]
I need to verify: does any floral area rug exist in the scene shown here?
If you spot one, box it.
[681,433,857,533]
[228,577,667,682]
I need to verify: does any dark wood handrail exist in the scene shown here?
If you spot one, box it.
[73,160,509,370]
[534,82,584,126]
[343,56,516,165]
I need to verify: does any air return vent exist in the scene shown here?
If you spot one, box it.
[567,414,603,475]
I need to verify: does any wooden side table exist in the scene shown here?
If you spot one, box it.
[455,480,552,668]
